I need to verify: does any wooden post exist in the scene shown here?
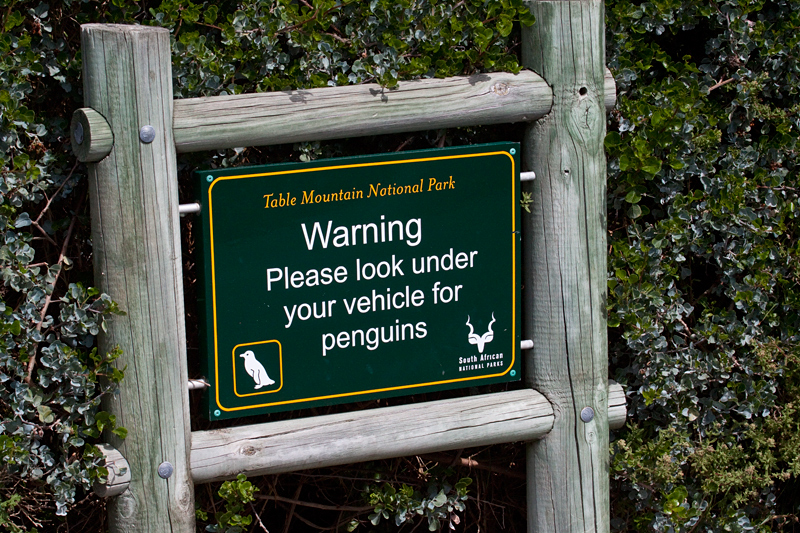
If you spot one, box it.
[521,2,609,533]
[81,24,194,532]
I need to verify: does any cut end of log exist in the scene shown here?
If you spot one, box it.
[608,380,627,430]
[92,443,131,498]
[82,23,170,34]
[71,108,114,163]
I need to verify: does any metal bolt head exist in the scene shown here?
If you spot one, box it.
[509,148,516,155]
[73,122,84,145]
[510,370,516,377]
[139,125,156,144]
[206,175,214,183]
[214,409,221,416]
[157,461,174,479]
[580,406,595,423]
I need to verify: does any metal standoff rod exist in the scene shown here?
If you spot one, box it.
[187,379,210,390]
[178,203,202,215]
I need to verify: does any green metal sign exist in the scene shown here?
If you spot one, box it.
[196,143,521,420]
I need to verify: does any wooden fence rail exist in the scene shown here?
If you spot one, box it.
[74,70,616,163]
[192,389,554,484]
[190,381,626,485]
[172,70,616,153]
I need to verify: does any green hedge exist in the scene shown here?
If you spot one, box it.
[1,0,798,531]
[606,0,800,531]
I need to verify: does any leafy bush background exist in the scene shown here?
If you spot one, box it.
[606,0,800,531]
[1,0,799,531]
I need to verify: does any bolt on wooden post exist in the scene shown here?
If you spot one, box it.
[80,24,195,532]
[521,1,610,532]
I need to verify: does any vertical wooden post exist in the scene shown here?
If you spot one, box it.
[520,2,609,533]
[81,24,195,532]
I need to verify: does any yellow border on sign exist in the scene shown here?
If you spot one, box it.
[208,151,517,412]
[232,340,284,397]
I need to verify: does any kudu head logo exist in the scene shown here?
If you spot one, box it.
[466,313,496,353]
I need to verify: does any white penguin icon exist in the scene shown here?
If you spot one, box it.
[239,350,275,389]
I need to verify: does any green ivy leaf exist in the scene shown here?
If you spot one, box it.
[640,157,662,176]
[37,405,55,424]
[624,190,642,204]
[4,10,24,31]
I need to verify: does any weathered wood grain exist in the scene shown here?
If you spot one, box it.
[521,2,610,533]
[82,24,194,533]
[173,70,615,153]
[71,107,113,162]
[191,389,554,484]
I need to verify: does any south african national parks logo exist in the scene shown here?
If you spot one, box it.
[465,313,495,353]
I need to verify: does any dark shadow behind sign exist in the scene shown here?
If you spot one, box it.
[195,143,521,420]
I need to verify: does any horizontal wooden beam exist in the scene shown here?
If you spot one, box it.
[174,71,551,153]
[174,68,615,153]
[69,70,616,157]
[191,389,554,484]
[190,382,627,485]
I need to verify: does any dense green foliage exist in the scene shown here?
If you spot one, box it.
[199,474,260,533]
[605,0,800,531]
[364,476,471,531]
[1,0,799,531]
[1,1,128,528]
